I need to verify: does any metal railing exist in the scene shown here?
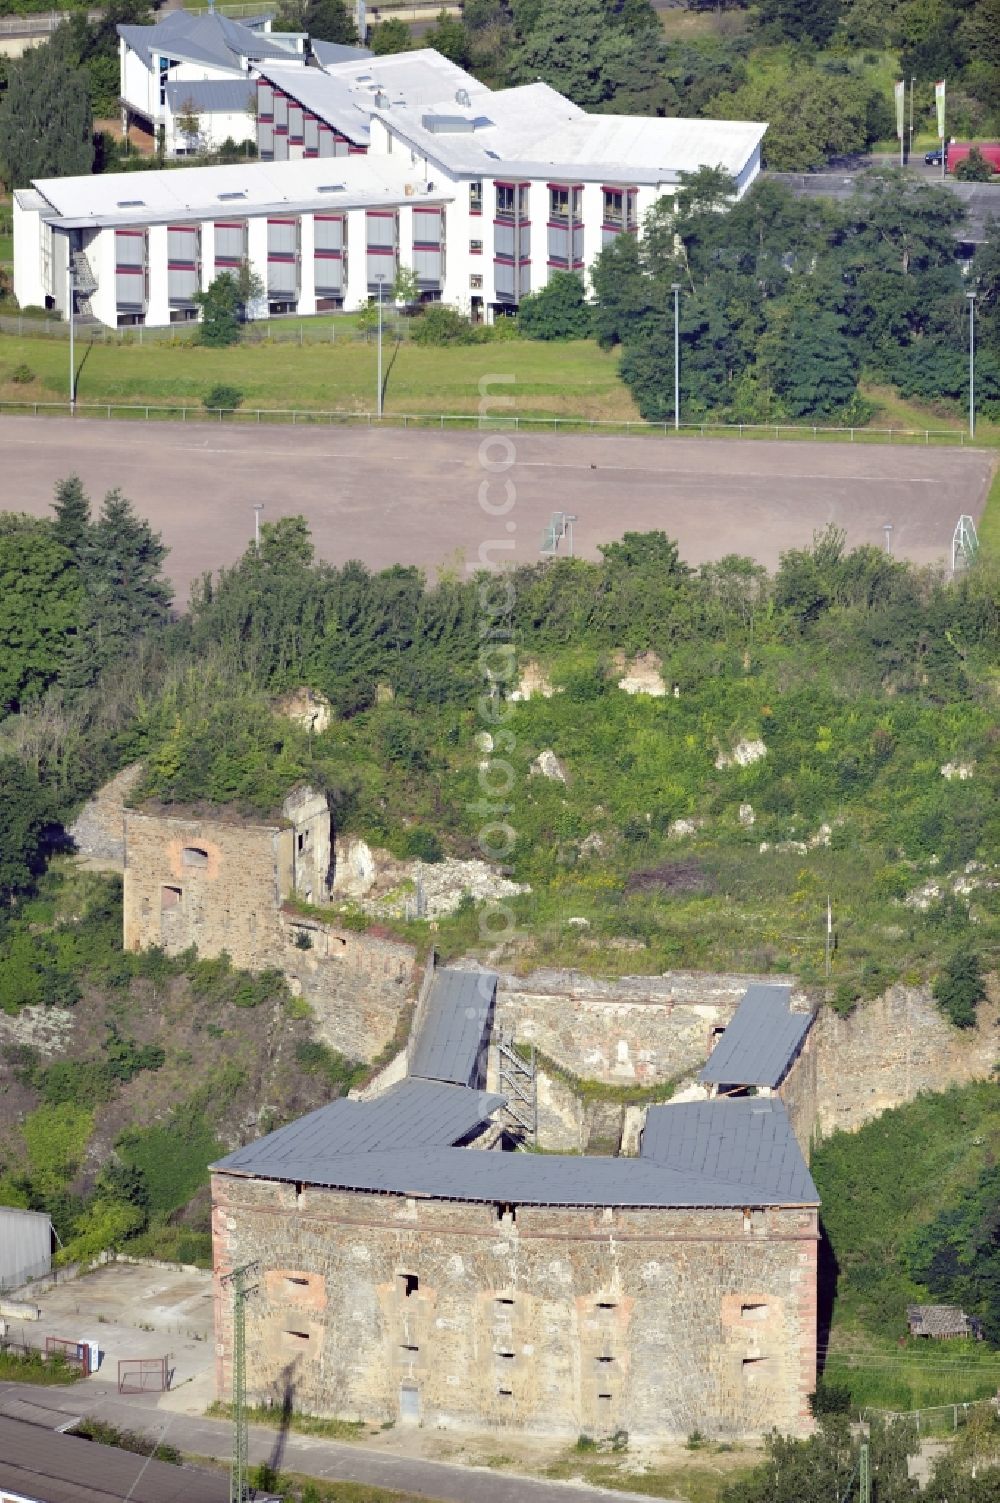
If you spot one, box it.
[0,398,988,446]
[0,312,395,345]
[863,1399,998,1435]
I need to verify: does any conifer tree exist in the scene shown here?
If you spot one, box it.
[51,475,92,565]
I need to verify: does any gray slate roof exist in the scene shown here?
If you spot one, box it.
[699,983,812,1088]
[907,1304,983,1338]
[215,1092,817,1209]
[214,1078,503,1175]
[409,967,497,1087]
[0,1415,228,1503]
[311,39,374,66]
[640,1097,817,1203]
[164,79,256,114]
[119,11,294,72]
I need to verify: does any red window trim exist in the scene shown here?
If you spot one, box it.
[493,254,515,265]
[167,260,197,270]
[314,249,343,258]
[115,265,144,274]
[366,209,396,218]
[546,180,583,191]
[315,213,345,222]
[365,245,395,255]
[115,228,145,237]
[412,241,441,251]
[600,183,637,194]
[268,216,296,225]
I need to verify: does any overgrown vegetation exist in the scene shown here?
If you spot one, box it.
[813,1082,1000,1408]
[594,171,1000,426]
[0,1346,80,1385]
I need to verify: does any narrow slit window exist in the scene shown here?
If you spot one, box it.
[498,1387,513,1397]
[741,1302,768,1321]
[399,1273,418,1297]
[287,1330,310,1341]
[287,1276,309,1287]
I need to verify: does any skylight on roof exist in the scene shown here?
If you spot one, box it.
[116,199,145,208]
[217,190,247,201]
[317,184,345,192]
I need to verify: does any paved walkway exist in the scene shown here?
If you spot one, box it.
[0,1381,678,1503]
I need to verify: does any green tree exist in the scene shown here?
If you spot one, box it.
[195,273,241,346]
[512,0,670,110]
[722,1417,918,1503]
[518,271,592,340]
[710,65,879,170]
[932,947,986,1027]
[763,305,859,417]
[954,146,994,180]
[757,0,840,44]
[67,0,151,120]
[369,17,413,53]
[0,516,83,715]
[70,490,171,686]
[51,475,92,564]
[424,10,472,64]
[0,30,93,187]
[279,0,358,42]
[0,758,55,907]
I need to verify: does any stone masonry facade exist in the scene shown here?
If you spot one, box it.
[212,1172,818,1441]
[122,800,416,1062]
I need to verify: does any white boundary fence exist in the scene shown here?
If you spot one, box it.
[0,398,989,446]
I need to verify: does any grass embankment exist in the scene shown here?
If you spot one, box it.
[1,325,997,439]
[977,465,1000,559]
[814,1082,1000,1411]
[0,331,637,422]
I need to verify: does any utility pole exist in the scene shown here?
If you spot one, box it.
[221,1261,259,1503]
[376,273,385,420]
[671,282,681,432]
[966,290,976,438]
[68,257,76,416]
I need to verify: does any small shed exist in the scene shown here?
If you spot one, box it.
[0,1206,52,1291]
[906,1304,984,1340]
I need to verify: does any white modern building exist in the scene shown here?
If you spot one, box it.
[118,9,308,154]
[14,51,766,328]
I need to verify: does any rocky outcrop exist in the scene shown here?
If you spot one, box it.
[614,650,667,697]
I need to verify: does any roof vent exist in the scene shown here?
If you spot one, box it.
[455,87,471,107]
[317,183,345,192]
[217,190,247,201]
[116,198,145,208]
[374,89,389,107]
[421,112,475,134]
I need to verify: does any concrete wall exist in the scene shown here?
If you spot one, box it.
[212,1171,818,1441]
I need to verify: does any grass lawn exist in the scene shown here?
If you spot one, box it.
[543,1439,757,1502]
[977,466,1000,558]
[0,330,638,421]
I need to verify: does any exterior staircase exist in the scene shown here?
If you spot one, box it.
[71,249,98,318]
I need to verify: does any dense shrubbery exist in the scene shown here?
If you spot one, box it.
[593,172,1000,425]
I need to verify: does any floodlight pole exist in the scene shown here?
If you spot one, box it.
[68,258,75,416]
[253,504,263,551]
[909,77,915,160]
[671,282,682,432]
[376,273,385,420]
[883,523,892,555]
[966,291,976,438]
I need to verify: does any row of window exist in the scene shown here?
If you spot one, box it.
[471,181,638,230]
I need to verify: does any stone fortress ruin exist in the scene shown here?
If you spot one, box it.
[77,775,997,1442]
[211,967,820,1441]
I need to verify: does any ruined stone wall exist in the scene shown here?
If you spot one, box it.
[122,809,286,966]
[494,969,795,1087]
[276,912,416,1062]
[212,1172,818,1442]
[813,986,1000,1138]
[778,1032,819,1152]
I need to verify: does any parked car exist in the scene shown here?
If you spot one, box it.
[925,148,944,165]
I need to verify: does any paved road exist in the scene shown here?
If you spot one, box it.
[0,1380,674,1503]
[0,416,993,602]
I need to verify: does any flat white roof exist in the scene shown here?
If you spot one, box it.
[31,155,452,229]
[378,82,766,185]
[255,48,491,143]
